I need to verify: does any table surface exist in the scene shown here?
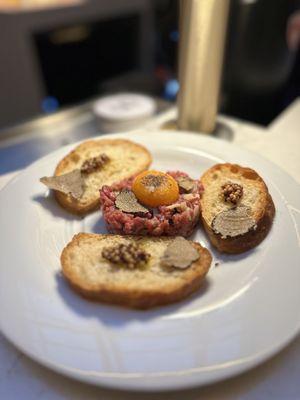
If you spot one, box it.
[0,99,300,400]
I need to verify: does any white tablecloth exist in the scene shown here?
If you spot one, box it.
[0,99,299,400]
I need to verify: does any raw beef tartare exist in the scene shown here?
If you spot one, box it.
[100,171,203,237]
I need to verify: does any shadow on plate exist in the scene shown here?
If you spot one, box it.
[32,191,101,221]
[89,215,108,234]
[55,272,212,326]
[32,192,86,221]
[32,192,109,233]
[212,246,258,264]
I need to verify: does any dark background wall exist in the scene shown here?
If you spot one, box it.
[0,0,299,129]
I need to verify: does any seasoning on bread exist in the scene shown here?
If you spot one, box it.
[102,242,150,270]
[61,233,212,309]
[200,163,275,254]
[41,139,152,215]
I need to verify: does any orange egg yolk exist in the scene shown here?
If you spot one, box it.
[132,170,179,208]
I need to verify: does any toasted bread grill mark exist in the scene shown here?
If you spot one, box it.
[61,233,212,309]
[200,163,275,254]
[54,139,152,215]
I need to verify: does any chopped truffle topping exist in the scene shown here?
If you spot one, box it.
[40,169,84,199]
[81,153,109,174]
[212,205,257,238]
[141,174,168,192]
[176,176,195,193]
[161,237,200,269]
[115,189,149,214]
[102,242,150,269]
[221,182,243,204]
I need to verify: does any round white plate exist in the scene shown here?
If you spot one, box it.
[0,131,299,392]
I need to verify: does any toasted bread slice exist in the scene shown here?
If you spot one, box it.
[61,233,212,309]
[54,139,151,215]
[200,163,275,254]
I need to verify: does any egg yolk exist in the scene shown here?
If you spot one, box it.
[132,170,179,207]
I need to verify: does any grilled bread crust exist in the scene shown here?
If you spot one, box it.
[54,139,152,215]
[61,233,212,309]
[200,163,275,254]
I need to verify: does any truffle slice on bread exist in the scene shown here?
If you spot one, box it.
[200,163,275,254]
[52,139,152,215]
[61,233,212,309]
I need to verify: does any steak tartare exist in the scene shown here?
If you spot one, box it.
[100,171,203,237]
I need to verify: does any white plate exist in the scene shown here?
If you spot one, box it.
[0,131,299,392]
